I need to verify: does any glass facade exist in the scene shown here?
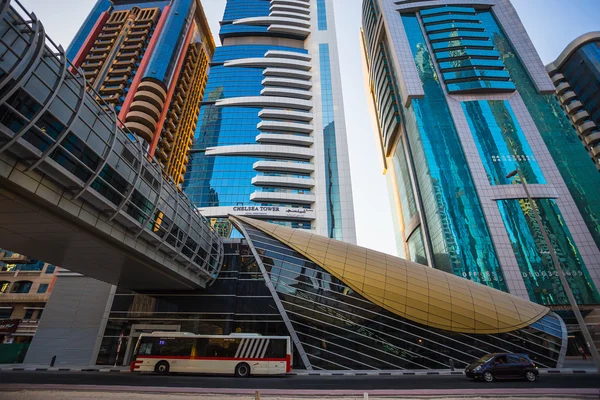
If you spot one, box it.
[96,241,289,366]
[497,198,600,306]
[143,0,195,85]
[97,225,566,369]
[183,45,312,211]
[480,11,600,251]
[319,44,343,240]
[317,0,328,31]
[462,100,545,185]
[222,0,270,21]
[390,140,418,231]
[421,6,515,94]
[240,222,564,370]
[399,14,506,290]
[407,227,427,266]
[560,41,600,127]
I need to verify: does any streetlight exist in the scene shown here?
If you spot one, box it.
[506,167,600,372]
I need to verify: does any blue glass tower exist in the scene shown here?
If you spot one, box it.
[183,0,356,243]
[547,33,600,172]
[361,0,600,312]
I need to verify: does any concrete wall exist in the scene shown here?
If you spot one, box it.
[24,275,114,366]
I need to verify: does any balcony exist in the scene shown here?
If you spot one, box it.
[257,120,313,134]
[555,81,571,96]
[559,91,577,104]
[571,110,590,124]
[14,319,40,336]
[584,132,600,147]
[252,175,315,189]
[566,100,583,114]
[255,133,313,146]
[253,160,314,174]
[250,191,315,204]
[551,73,564,84]
[0,293,49,303]
[578,121,597,135]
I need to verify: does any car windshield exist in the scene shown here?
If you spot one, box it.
[476,354,495,363]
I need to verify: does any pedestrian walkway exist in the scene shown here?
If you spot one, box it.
[0,364,130,373]
[0,386,597,399]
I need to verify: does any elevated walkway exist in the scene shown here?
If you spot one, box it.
[0,0,223,290]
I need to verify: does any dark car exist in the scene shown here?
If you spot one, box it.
[465,353,539,382]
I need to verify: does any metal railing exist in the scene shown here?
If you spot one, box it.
[0,0,223,286]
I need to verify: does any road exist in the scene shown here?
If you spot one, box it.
[0,370,598,390]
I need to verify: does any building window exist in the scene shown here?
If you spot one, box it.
[319,44,342,240]
[37,284,49,294]
[317,0,328,30]
[10,281,33,294]
[45,265,56,274]
[24,309,35,320]
[0,281,10,293]
[0,308,12,319]
[497,198,600,305]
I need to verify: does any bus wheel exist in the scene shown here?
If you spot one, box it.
[235,363,251,378]
[154,361,170,375]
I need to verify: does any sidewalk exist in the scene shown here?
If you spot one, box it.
[562,358,596,369]
[0,386,598,399]
[0,364,130,373]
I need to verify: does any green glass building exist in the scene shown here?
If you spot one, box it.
[361,0,600,334]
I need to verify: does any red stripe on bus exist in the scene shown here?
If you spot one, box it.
[136,355,288,362]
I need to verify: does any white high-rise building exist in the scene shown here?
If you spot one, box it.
[183,0,356,243]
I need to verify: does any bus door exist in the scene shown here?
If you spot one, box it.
[265,338,289,374]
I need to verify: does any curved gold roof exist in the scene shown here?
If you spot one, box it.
[235,216,549,335]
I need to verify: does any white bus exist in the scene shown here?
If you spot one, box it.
[130,332,292,377]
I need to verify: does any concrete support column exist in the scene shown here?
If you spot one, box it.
[24,275,114,366]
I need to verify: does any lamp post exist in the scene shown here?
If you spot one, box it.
[506,168,600,372]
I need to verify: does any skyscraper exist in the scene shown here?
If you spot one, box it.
[182,0,356,243]
[68,0,215,187]
[546,32,600,170]
[361,0,600,319]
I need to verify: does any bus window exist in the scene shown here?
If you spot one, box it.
[194,338,209,357]
[157,338,193,357]
[265,339,287,358]
[138,341,154,355]
[207,338,241,357]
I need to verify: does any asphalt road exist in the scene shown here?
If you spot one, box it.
[0,371,598,390]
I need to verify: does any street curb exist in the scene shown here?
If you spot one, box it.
[0,367,129,373]
[288,368,595,376]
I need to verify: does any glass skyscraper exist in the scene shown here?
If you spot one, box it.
[182,0,356,243]
[361,0,600,319]
[546,33,600,171]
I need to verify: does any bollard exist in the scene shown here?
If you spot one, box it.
[449,358,455,371]
[364,393,369,400]
[50,355,56,367]
[255,391,261,400]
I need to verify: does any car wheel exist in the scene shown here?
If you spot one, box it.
[154,361,170,375]
[235,362,251,378]
[525,371,537,382]
[483,371,494,382]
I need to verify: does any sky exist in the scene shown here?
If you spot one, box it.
[19,0,600,256]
